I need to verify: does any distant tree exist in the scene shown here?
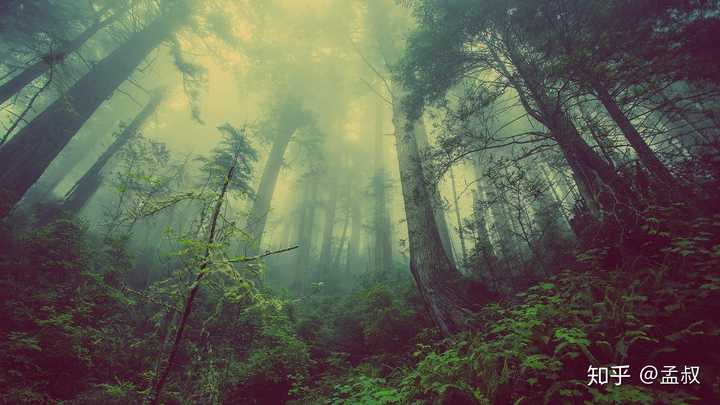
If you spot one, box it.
[244,98,313,256]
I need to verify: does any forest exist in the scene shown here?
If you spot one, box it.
[0,0,719,404]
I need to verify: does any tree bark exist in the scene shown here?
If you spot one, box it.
[0,7,186,217]
[413,119,457,267]
[372,99,393,274]
[391,84,475,336]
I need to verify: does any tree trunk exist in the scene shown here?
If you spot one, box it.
[372,99,393,274]
[293,177,317,291]
[471,189,496,276]
[593,81,679,188]
[391,84,475,336]
[0,5,122,106]
[244,126,296,256]
[346,179,362,273]
[0,7,186,217]
[413,119,457,267]
[319,171,338,272]
[332,200,351,270]
[539,164,573,230]
[62,91,163,213]
[449,166,467,264]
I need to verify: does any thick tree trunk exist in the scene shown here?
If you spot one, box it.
[62,91,163,213]
[593,81,679,188]
[0,5,122,106]
[391,85,475,336]
[372,100,393,274]
[413,119,457,267]
[244,126,296,256]
[0,7,185,217]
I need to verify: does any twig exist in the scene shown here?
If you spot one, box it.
[1,68,53,145]
[119,283,180,313]
[226,245,299,263]
[360,77,392,106]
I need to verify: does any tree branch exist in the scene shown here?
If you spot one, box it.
[226,245,299,263]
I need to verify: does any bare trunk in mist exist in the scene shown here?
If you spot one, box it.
[472,155,515,261]
[319,172,338,272]
[294,178,317,291]
[372,100,393,274]
[346,179,362,273]
[0,6,122,106]
[0,7,186,217]
[471,189,496,271]
[592,81,680,190]
[449,166,467,264]
[332,200,350,270]
[62,91,163,214]
[244,126,296,256]
[391,85,477,336]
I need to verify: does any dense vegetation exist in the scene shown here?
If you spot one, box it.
[1,0,719,404]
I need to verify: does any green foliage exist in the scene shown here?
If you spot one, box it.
[301,207,720,404]
[0,220,150,403]
[330,376,403,405]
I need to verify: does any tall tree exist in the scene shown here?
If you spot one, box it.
[361,0,483,335]
[0,2,191,217]
[346,164,363,273]
[413,119,457,266]
[371,99,393,274]
[391,83,475,336]
[0,2,124,106]
[244,100,310,256]
[471,188,496,276]
[293,174,318,292]
[449,166,468,264]
[61,90,164,214]
[319,169,339,272]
